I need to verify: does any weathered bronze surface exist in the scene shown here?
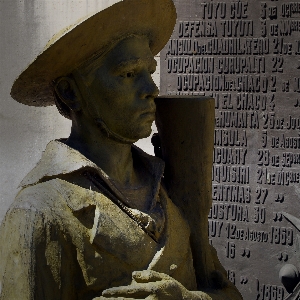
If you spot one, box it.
[160,1,300,299]
[0,0,242,299]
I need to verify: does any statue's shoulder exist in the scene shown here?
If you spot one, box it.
[1,178,93,246]
[15,178,63,206]
[10,138,100,214]
[0,180,64,251]
[5,179,70,225]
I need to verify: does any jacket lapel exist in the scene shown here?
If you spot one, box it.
[51,179,162,269]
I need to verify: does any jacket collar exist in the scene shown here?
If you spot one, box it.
[19,139,165,192]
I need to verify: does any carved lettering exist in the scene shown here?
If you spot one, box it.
[282,152,300,167]
[214,129,248,146]
[217,56,265,74]
[270,226,293,245]
[225,223,269,243]
[221,20,253,37]
[178,21,218,37]
[204,38,270,55]
[208,220,224,237]
[281,2,300,17]
[271,134,300,149]
[215,111,248,128]
[213,147,247,165]
[212,184,251,203]
[167,57,214,73]
[213,166,249,183]
[236,93,267,110]
[209,203,249,222]
[256,279,285,300]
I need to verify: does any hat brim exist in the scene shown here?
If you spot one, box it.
[11,0,176,106]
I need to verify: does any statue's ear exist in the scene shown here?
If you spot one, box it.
[54,76,82,112]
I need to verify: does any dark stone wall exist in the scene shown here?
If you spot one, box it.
[160,1,300,299]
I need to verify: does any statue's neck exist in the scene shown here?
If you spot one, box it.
[65,119,135,187]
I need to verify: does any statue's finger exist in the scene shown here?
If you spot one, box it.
[145,295,158,300]
[102,283,152,298]
[132,270,170,283]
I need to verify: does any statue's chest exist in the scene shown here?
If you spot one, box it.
[73,196,162,290]
[50,179,162,287]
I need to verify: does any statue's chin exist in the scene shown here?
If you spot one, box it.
[95,118,139,144]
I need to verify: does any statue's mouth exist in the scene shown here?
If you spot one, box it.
[140,111,156,118]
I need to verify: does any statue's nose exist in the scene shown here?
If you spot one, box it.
[140,72,159,99]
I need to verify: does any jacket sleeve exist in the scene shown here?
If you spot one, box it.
[0,207,44,299]
[0,206,65,300]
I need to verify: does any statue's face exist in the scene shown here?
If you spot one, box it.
[79,35,159,141]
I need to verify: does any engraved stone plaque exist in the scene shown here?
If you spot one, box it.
[160,1,300,299]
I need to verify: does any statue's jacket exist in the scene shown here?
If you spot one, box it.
[0,140,200,299]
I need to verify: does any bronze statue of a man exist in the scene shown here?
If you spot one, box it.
[0,1,242,299]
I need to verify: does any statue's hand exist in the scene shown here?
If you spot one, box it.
[97,270,212,300]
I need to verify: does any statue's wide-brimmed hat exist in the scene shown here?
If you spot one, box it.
[11,0,176,107]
